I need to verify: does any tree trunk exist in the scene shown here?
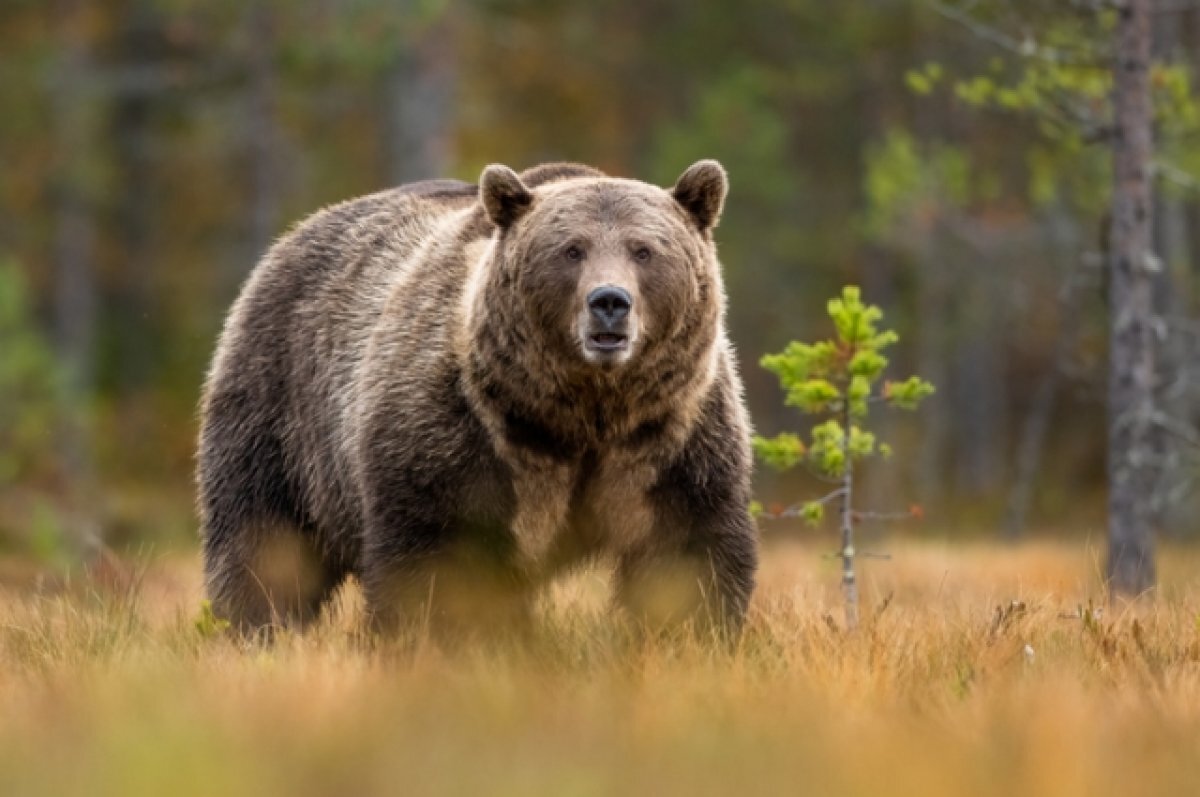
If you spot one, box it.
[839,400,858,631]
[1152,179,1192,537]
[246,3,281,264]
[1005,211,1083,540]
[50,0,100,554]
[113,2,158,391]
[1006,280,1079,539]
[1151,8,1197,537]
[1107,0,1157,595]
[915,244,949,509]
[381,15,456,185]
[952,287,1006,499]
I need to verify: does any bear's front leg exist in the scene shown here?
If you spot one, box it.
[359,505,534,643]
[615,386,759,643]
[355,390,532,642]
[614,508,757,643]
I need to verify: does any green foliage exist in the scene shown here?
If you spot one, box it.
[904,61,944,96]
[754,286,934,481]
[28,501,71,566]
[912,4,1200,211]
[0,259,62,485]
[1155,65,1200,136]
[808,419,847,477]
[861,129,980,242]
[945,45,1200,144]
[193,600,231,639]
[754,432,806,471]
[885,376,937,410]
[761,342,837,386]
[650,65,794,207]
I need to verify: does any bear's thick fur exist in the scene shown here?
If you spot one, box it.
[197,160,757,638]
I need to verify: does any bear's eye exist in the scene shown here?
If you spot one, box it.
[633,246,652,264]
[564,245,585,262]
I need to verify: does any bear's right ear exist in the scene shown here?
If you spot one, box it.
[480,165,534,229]
[672,160,728,233]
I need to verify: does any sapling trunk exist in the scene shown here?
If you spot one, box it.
[840,399,858,630]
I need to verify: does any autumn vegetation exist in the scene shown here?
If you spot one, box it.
[3,542,1200,796]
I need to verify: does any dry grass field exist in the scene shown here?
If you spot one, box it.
[2,538,1199,797]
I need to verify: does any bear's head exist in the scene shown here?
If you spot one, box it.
[472,161,727,380]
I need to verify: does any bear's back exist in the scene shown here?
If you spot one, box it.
[204,182,483,538]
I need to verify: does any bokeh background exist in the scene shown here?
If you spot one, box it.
[2,0,1198,565]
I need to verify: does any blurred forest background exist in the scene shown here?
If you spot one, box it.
[1,0,1198,564]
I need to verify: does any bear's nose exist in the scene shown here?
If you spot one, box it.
[587,286,632,324]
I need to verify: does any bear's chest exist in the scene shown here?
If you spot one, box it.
[505,449,658,572]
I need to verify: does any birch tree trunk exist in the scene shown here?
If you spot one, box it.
[1107,0,1157,595]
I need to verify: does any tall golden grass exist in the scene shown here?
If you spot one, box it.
[2,539,1199,796]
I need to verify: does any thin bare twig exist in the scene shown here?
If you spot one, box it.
[1152,412,1200,450]
[761,488,848,520]
[1154,160,1200,193]
[929,0,1093,64]
[823,550,892,561]
[1150,1,1200,12]
[853,510,916,522]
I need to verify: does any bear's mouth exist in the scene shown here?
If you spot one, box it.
[587,333,629,353]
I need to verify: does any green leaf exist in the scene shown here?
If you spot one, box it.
[905,62,945,97]
[848,349,888,380]
[809,419,848,478]
[800,501,825,525]
[954,76,996,106]
[906,70,932,96]
[761,340,839,385]
[785,378,842,413]
[885,376,936,410]
[847,375,871,418]
[194,600,231,639]
[848,425,877,459]
[753,433,806,471]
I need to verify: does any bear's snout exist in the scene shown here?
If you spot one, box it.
[586,286,632,326]
[581,284,636,363]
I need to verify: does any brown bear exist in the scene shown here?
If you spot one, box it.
[196,160,757,639]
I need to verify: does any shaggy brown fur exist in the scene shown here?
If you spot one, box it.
[197,161,757,639]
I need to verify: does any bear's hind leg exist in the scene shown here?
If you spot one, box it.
[199,398,351,635]
[204,522,348,637]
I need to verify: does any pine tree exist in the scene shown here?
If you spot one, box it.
[754,286,934,628]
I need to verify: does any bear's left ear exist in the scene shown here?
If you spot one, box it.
[480,165,534,229]
[672,160,728,233]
